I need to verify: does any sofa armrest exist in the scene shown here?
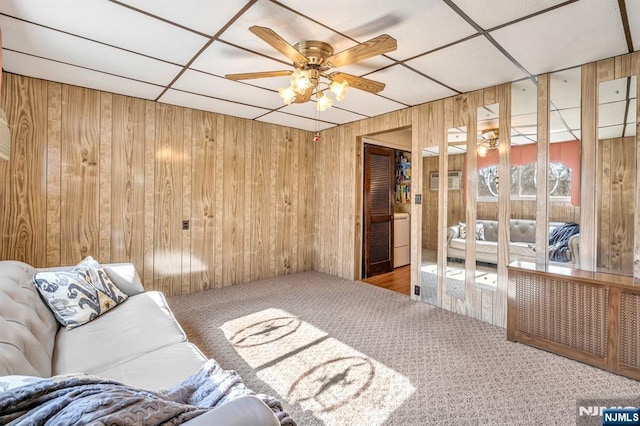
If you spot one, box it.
[182,396,280,426]
[447,225,459,245]
[568,233,580,267]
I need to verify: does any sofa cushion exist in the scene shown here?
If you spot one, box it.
[0,261,59,377]
[93,342,207,391]
[33,257,128,330]
[53,291,187,375]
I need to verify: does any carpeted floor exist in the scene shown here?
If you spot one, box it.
[168,271,640,426]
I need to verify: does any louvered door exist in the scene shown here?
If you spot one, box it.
[363,144,394,277]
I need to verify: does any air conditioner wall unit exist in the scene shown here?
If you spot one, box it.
[429,171,462,191]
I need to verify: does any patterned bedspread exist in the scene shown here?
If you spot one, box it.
[0,359,295,425]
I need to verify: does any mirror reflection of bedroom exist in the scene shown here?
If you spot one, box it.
[361,127,412,295]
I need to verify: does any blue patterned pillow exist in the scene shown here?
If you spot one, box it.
[33,257,128,330]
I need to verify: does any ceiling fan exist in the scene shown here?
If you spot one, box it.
[225,26,397,111]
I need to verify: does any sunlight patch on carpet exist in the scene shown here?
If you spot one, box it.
[221,308,415,426]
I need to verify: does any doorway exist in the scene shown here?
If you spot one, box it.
[360,127,412,294]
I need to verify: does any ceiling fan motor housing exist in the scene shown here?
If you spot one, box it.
[293,40,333,68]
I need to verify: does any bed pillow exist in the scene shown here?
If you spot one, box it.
[33,256,128,330]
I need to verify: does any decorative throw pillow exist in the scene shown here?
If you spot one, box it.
[476,223,486,241]
[33,256,128,330]
[458,222,467,239]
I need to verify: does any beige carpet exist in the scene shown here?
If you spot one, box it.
[168,271,640,426]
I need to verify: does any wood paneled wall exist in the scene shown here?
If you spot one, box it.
[597,136,635,275]
[0,73,314,296]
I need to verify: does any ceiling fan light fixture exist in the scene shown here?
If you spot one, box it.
[477,144,488,157]
[278,86,297,105]
[477,128,499,157]
[290,69,311,95]
[316,91,333,111]
[329,79,348,101]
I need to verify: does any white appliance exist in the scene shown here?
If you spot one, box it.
[394,213,410,267]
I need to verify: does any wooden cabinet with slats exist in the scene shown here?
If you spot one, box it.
[508,261,640,380]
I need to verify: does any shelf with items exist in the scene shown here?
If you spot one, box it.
[395,151,411,204]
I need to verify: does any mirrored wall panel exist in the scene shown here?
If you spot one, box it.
[421,144,440,305]
[596,75,637,276]
[549,67,582,266]
[475,104,499,289]
[444,126,467,299]
[509,78,538,264]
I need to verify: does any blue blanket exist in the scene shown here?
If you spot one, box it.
[0,359,295,425]
[548,222,580,262]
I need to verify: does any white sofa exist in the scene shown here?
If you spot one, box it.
[446,219,580,266]
[0,260,280,425]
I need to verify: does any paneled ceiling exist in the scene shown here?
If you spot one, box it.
[0,0,637,132]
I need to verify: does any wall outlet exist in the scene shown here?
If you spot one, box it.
[414,285,420,296]
[415,194,422,204]
[182,220,190,230]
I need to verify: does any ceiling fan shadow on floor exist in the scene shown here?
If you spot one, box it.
[225,26,397,111]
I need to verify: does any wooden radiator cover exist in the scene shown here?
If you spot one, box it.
[508,261,640,380]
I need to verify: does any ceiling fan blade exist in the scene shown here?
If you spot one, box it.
[325,34,397,68]
[329,72,386,94]
[225,70,293,81]
[249,26,307,65]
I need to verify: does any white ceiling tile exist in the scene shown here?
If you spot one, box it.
[277,0,477,59]
[627,99,637,123]
[598,125,625,139]
[491,0,627,75]
[407,36,527,93]
[550,130,578,143]
[551,107,581,132]
[0,0,207,64]
[599,76,636,103]
[511,113,537,128]
[256,111,335,132]
[116,0,246,36]
[366,65,457,106]
[550,67,581,109]
[3,51,163,100]
[280,102,367,125]
[0,16,181,86]
[159,89,269,119]
[599,100,627,128]
[453,0,567,29]
[191,42,288,77]
[627,0,640,51]
[511,78,537,116]
[327,88,406,117]
[173,69,283,109]
[511,135,537,145]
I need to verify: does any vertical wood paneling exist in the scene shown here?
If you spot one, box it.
[634,52,640,280]
[153,104,183,294]
[60,85,100,265]
[1,73,316,296]
[251,122,272,281]
[214,115,225,286]
[190,110,216,290]
[181,108,192,294]
[581,61,598,271]
[46,82,62,267]
[1,75,47,265]
[143,100,155,289]
[536,74,549,266]
[110,95,145,275]
[98,93,112,263]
